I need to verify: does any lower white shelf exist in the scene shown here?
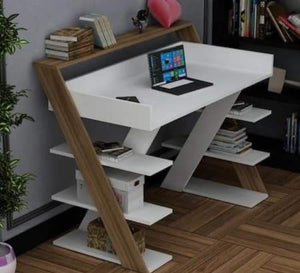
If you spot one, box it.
[184,177,268,208]
[54,229,172,273]
[52,186,173,226]
[50,143,173,177]
[197,107,272,123]
[162,135,270,166]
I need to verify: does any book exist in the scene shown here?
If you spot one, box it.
[46,45,94,60]
[211,135,248,148]
[240,0,247,37]
[279,15,300,39]
[50,27,93,42]
[102,16,117,45]
[100,147,134,162]
[266,1,289,43]
[218,119,247,137]
[209,141,252,154]
[229,102,253,115]
[289,14,300,28]
[93,141,124,153]
[258,0,267,39]
[214,133,247,144]
[98,16,112,46]
[79,14,108,48]
[45,34,93,49]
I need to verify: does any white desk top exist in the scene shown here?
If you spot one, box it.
[65,42,273,131]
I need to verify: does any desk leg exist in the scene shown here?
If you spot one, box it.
[123,128,160,154]
[161,93,240,192]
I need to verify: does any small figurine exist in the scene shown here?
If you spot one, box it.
[132,9,149,33]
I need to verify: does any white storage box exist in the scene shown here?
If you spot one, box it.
[76,167,144,213]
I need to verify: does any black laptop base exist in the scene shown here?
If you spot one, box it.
[153,78,213,96]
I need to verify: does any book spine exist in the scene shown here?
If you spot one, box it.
[103,16,117,45]
[285,117,291,153]
[245,0,251,37]
[298,117,300,155]
[240,0,246,37]
[233,0,240,35]
[279,16,300,38]
[99,16,112,46]
[258,0,266,40]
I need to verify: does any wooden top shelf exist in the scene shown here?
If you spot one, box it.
[35,20,197,69]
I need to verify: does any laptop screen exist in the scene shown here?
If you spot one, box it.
[148,45,187,87]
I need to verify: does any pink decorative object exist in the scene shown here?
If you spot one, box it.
[148,0,182,28]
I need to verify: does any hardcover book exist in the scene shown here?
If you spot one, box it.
[50,27,93,42]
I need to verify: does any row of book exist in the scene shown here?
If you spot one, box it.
[45,14,116,60]
[45,27,94,60]
[93,141,133,162]
[79,14,116,48]
[229,0,271,39]
[229,0,300,42]
[284,113,300,154]
[208,119,252,155]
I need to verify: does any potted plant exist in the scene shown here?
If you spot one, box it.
[0,5,33,273]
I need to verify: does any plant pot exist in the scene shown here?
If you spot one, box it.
[0,243,16,273]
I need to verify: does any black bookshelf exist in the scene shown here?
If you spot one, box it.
[212,0,300,173]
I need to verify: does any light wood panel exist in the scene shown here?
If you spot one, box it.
[35,21,196,69]
[17,166,300,273]
[35,64,148,273]
[233,163,268,193]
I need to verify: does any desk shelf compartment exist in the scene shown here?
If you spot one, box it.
[162,135,270,166]
[52,185,173,226]
[50,143,173,177]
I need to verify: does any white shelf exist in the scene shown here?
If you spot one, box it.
[52,186,173,226]
[161,136,270,166]
[53,229,172,273]
[64,42,273,131]
[227,107,272,123]
[184,177,268,208]
[197,107,272,123]
[50,143,173,177]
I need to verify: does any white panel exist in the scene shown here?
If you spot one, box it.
[50,143,173,177]
[52,186,173,226]
[53,229,173,273]
[65,42,274,131]
[184,177,268,208]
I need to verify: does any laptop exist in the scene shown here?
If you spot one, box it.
[148,44,213,95]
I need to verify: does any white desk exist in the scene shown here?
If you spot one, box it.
[62,42,273,208]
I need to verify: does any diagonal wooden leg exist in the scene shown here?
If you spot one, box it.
[161,92,240,192]
[35,64,149,273]
[233,163,267,193]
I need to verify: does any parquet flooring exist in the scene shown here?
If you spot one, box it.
[16,159,300,273]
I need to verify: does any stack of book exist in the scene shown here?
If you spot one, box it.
[229,101,253,116]
[45,27,94,60]
[93,141,133,162]
[79,14,116,48]
[229,1,300,42]
[208,119,252,155]
[284,112,300,154]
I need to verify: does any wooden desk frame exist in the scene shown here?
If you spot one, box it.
[35,21,200,273]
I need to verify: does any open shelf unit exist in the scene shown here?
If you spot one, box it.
[52,185,172,226]
[34,21,204,273]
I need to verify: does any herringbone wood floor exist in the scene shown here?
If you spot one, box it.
[16,158,300,273]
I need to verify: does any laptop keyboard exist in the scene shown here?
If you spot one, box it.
[162,79,194,89]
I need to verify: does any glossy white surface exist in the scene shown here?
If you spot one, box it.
[50,143,173,176]
[64,42,273,130]
[162,135,270,166]
[184,177,268,208]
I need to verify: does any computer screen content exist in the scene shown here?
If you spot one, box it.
[148,45,187,87]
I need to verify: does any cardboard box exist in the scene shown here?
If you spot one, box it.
[76,167,144,213]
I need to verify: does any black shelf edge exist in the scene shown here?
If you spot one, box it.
[241,81,300,105]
